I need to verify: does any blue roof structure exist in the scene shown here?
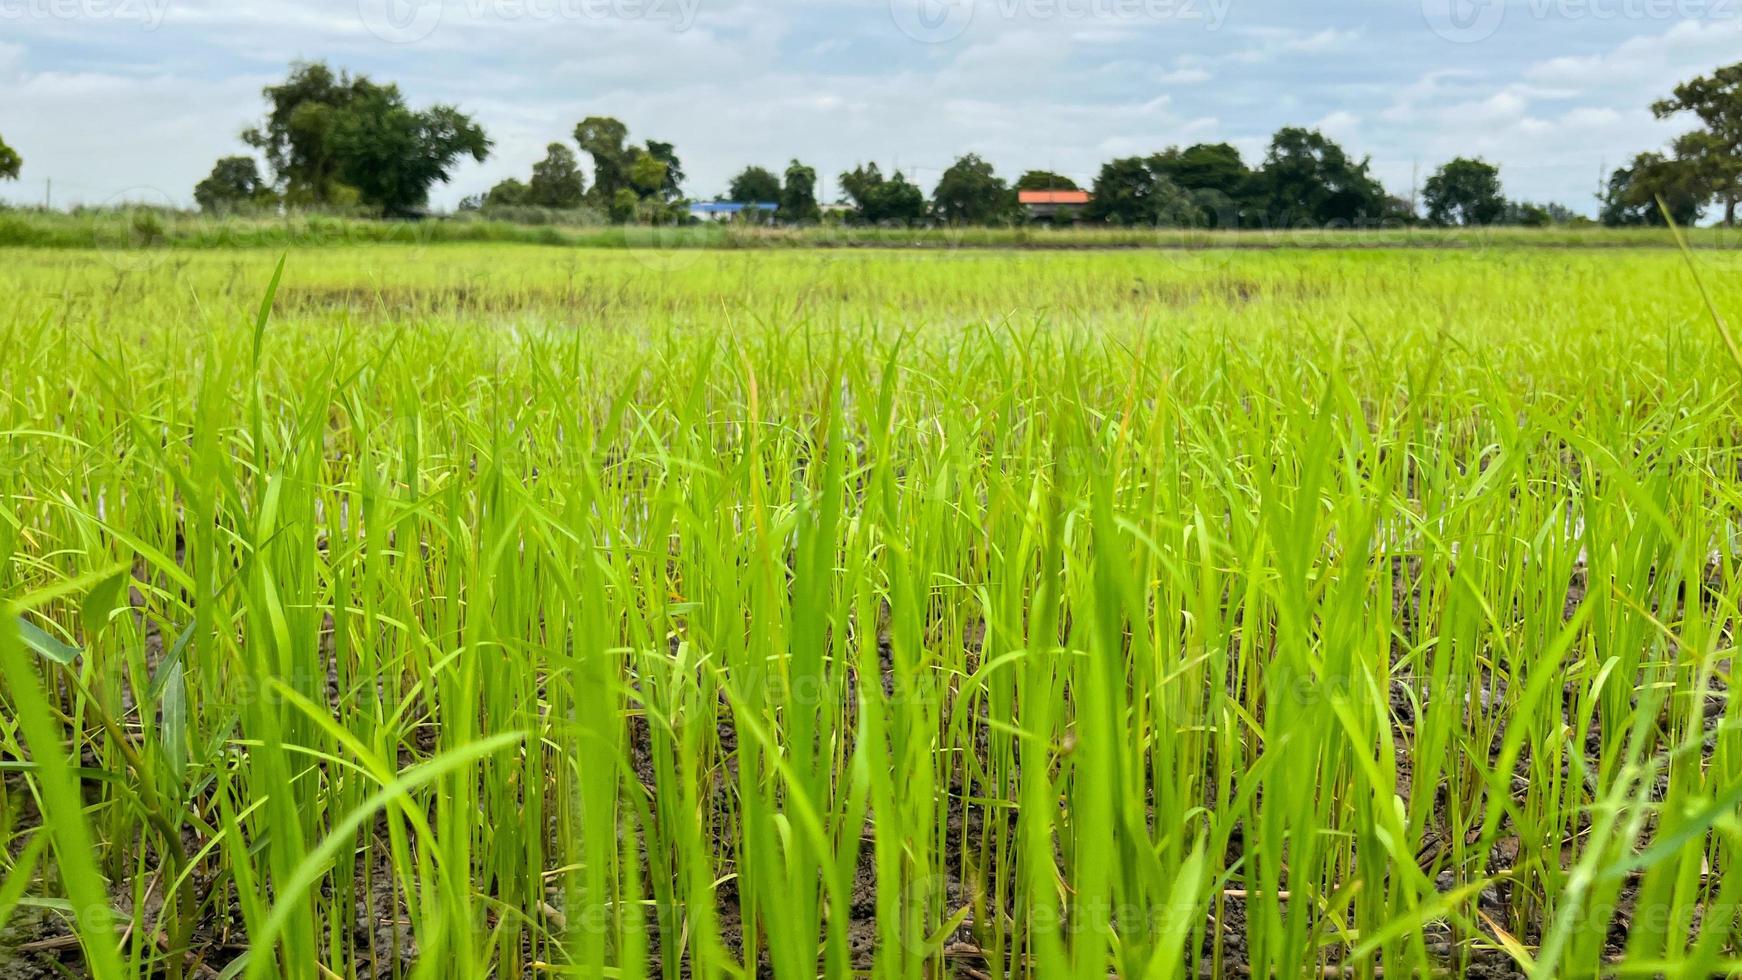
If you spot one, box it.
[689,201,779,216]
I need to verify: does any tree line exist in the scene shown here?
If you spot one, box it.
[2,58,1735,229]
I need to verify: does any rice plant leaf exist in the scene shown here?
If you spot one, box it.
[160,660,187,782]
[253,252,286,370]
[0,830,50,928]
[16,616,80,665]
[79,567,129,637]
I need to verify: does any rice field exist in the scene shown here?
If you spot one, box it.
[4,243,1742,979]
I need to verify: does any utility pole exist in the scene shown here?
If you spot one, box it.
[45,178,51,210]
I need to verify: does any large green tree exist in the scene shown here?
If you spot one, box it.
[931,153,1015,225]
[643,140,684,201]
[1150,142,1256,227]
[780,160,821,223]
[0,133,19,181]
[1653,62,1742,226]
[243,62,376,205]
[243,61,490,214]
[326,87,490,216]
[574,116,632,203]
[1423,157,1506,226]
[1600,152,1708,227]
[839,164,926,225]
[527,143,586,209]
[482,178,531,209]
[573,117,683,221]
[1087,157,1195,226]
[194,156,276,212]
[628,153,668,198]
[727,166,782,203]
[1254,127,1389,227]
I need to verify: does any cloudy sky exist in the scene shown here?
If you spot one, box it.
[0,0,1736,215]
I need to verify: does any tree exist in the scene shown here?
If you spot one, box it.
[527,143,586,209]
[483,178,531,209]
[610,188,640,224]
[326,87,491,216]
[931,153,1016,225]
[573,118,683,221]
[839,163,883,215]
[643,140,684,201]
[242,61,490,214]
[1422,157,1506,226]
[0,133,22,181]
[1254,127,1389,227]
[194,156,275,212]
[1600,152,1708,227]
[780,160,821,224]
[243,61,378,205]
[1150,143,1256,227]
[727,166,782,203]
[1653,62,1742,226]
[1087,157,1195,226]
[1016,170,1078,191]
[575,116,632,203]
[628,152,669,198]
[1502,201,1585,227]
[877,172,927,224]
[839,164,926,225]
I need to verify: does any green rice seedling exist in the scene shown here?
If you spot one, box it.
[2,243,1741,979]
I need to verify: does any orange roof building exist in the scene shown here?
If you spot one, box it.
[1018,188,1093,222]
[1017,189,1092,206]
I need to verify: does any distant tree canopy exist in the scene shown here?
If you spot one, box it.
[1602,152,1708,227]
[0,133,20,181]
[780,160,821,223]
[187,62,1742,230]
[328,90,490,216]
[1254,127,1390,227]
[481,178,531,209]
[573,116,685,222]
[1652,62,1742,226]
[839,164,926,225]
[645,140,685,200]
[1150,142,1257,228]
[1423,157,1506,226]
[932,153,1016,225]
[1078,134,1395,230]
[194,156,276,212]
[477,144,587,212]
[1505,200,1582,228]
[238,61,489,215]
[1016,170,1078,191]
[1087,157,1195,226]
[527,143,586,209]
[574,116,631,201]
[727,166,782,203]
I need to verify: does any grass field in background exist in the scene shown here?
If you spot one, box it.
[4,245,1742,979]
[4,206,1742,252]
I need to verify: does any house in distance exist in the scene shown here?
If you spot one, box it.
[1019,188,1092,223]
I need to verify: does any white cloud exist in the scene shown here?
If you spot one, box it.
[1230,26,1362,63]
[0,2,1734,216]
[1158,67,1212,83]
[1315,110,1361,135]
